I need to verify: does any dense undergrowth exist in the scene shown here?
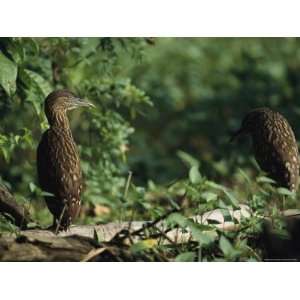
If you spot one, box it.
[0,38,300,261]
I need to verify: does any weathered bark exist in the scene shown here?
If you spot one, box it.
[0,233,99,261]
[0,185,31,229]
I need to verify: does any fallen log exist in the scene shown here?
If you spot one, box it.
[0,205,300,261]
[0,205,251,261]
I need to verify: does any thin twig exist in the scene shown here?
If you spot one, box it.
[120,171,133,223]
[129,208,180,239]
[124,194,186,243]
[124,171,133,199]
[154,226,177,246]
[124,171,135,238]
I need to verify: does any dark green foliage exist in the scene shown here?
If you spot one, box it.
[0,38,299,261]
[0,37,151,225]
[129,38,300,186]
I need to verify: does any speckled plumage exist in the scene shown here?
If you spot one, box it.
[37,90,94,231]
[232,108,300,192]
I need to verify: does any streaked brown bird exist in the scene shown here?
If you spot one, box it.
[231,107,300,192]
[37,90,94,231]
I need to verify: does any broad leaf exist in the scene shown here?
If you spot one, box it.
[201,191,218,202]
[188,222,217,246]
[0,51,17,96]
[277,187,295,197]
[219,235,239,258]
[167,212,188,227]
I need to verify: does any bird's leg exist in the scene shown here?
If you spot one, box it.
[55,204,67,234]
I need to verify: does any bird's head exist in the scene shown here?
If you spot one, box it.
[45,89,95,123]
[230,107,273,142]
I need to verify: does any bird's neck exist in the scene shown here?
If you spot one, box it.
[47,110,71,130]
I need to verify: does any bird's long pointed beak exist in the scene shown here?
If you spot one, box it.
[72,97,95,108]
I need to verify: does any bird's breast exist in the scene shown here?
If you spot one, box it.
[49,128,82,178]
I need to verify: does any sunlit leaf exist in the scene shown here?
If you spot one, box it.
[201,191,218,202]
[29,182,36,193]
[130,239,157,254]
[167,212,188,227]
[177,150,200,168]
[277,187,294,197]
[189,166,202,184]
[256,176,276,184]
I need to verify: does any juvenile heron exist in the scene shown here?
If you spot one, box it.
[37,90,94,231]
[231,107,300,192]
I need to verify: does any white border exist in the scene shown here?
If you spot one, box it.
[1,0,300,36]
[0,263,298,300]
[0,1,299,299]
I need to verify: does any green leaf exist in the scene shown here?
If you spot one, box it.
[41,191,55,197]
[14,135,20,144]
[6,39,26,65]
[0,51,17,96]
[1,147,9,162]
[29,182,36,193]
[206,181,239,208]
[223,189,239,208]
[22,69,52,97]
[238,168,251,184]
[93,228,101,245]
[219,235,241,260]
[277,187,295,197]
[167,214,216,245]
[177,150,199,168]
[257,176,276,184]
[188,222,217,245]
[26,38,39,55]
[130,239,157,254]
[189,166,202,184]
[205,181,225,191]
[201,191,218,202]
[147,180,156,190]
[219,209,233,222]
[167,212,188,227]
[175,252,196,262]
[219,235,237,257]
